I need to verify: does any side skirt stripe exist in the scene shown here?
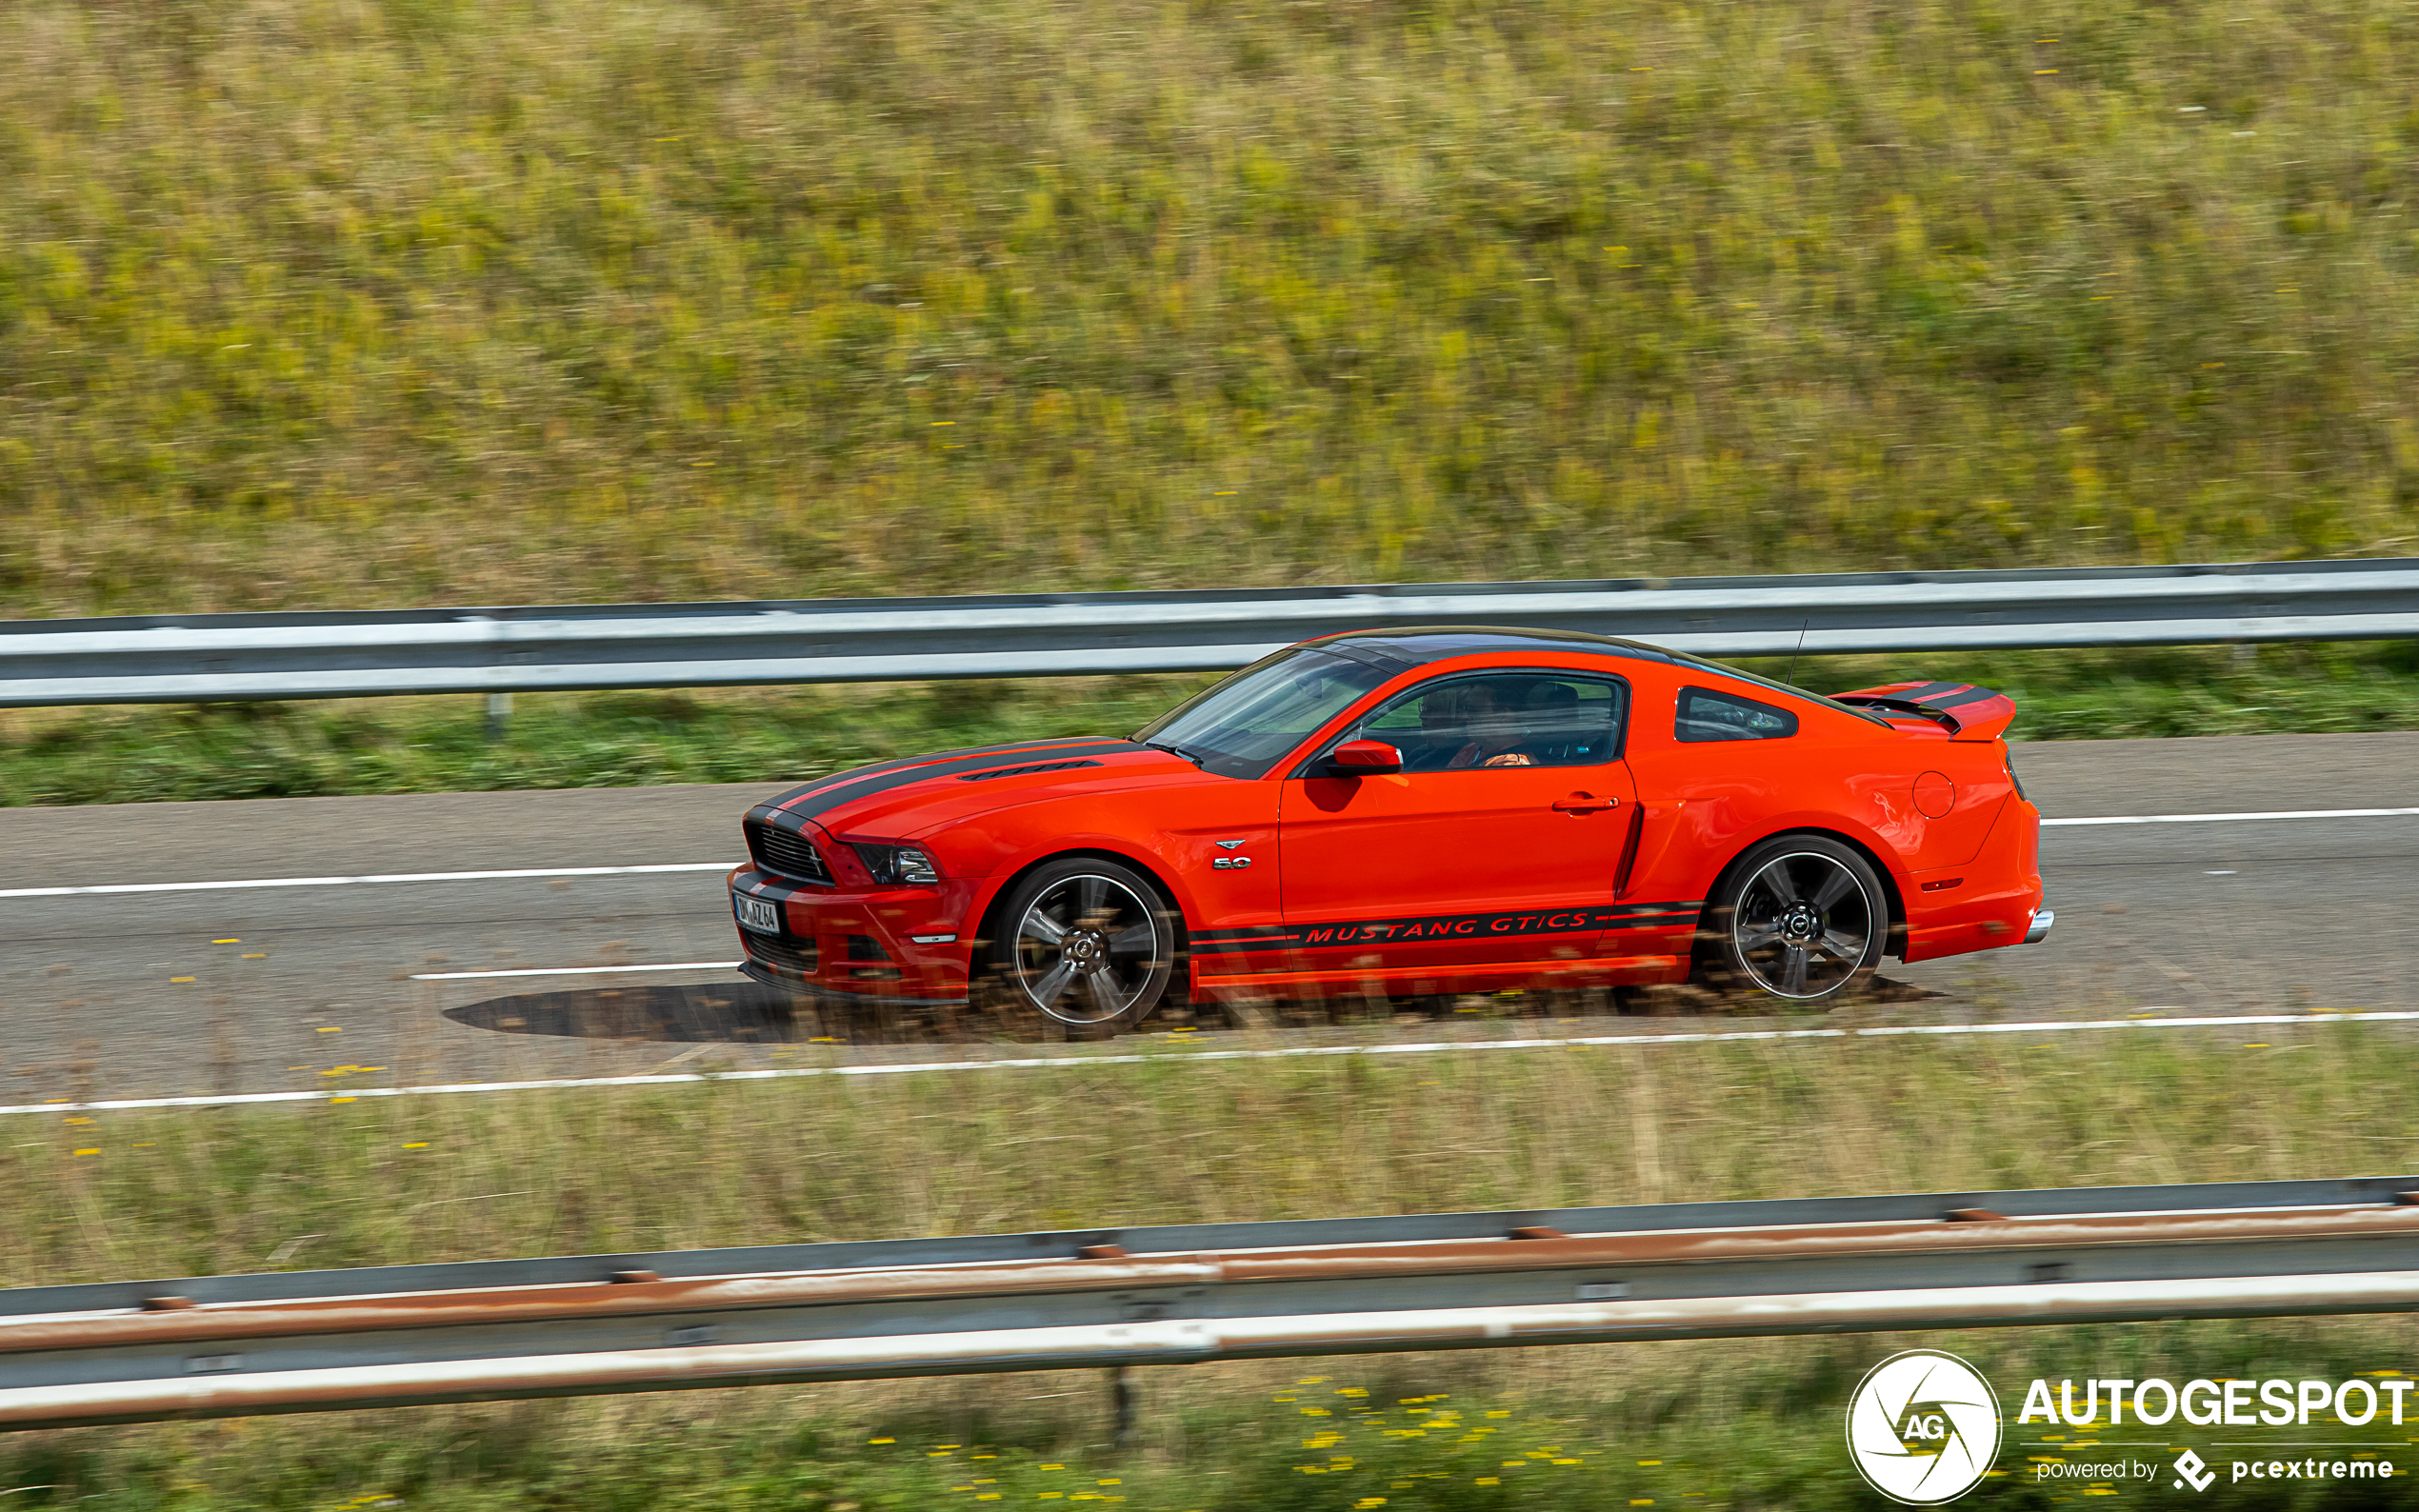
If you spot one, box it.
[1192,904,1704,954]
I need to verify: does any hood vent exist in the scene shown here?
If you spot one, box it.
[957,759,1103,782]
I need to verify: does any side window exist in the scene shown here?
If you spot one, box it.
[1351,673,1627,772]
[1677,686,1799,743]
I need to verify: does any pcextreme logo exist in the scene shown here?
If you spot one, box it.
[1846,1350,2004,1505]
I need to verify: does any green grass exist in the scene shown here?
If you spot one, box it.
[5,0,2419,622]
[11,1346,2417,1510]
[7,1027,2418,1506]
[3,643,2411,806]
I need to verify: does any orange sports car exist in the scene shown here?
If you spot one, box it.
[730,627,2048,1025]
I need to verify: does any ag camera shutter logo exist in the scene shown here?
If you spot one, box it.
[1846,1349,2004,1504]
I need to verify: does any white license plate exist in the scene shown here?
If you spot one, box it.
[732,892,781,935]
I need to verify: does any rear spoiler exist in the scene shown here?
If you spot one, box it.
[1829,681,2017,742]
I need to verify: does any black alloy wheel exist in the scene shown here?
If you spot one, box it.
[989,857,1177,1028]
[1704,835,1888,1005]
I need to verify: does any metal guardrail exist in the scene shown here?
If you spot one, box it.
[3,558,2415,707]
[5,1176,2414,1430]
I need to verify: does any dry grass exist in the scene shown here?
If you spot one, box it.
[10,1023,2411,1285]
[8,1025,2418,1506]
[4,0,2418,621]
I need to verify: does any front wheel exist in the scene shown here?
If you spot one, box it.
[1703,836,1888,1005]
[988,858,1177,1028]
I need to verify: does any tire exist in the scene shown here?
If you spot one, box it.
[986,857,1178,1029]
[1701,835,1888,1005]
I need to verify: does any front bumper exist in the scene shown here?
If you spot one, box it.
[728,866,979,1004]
[736,960,970,1009]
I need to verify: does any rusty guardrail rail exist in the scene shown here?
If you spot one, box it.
[4,1176,2415,1431]
[4,557,2416,707]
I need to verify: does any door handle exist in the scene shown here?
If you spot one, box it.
[1552,792,1619,814]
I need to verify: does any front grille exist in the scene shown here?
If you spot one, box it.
[744,931,818,975]
[746,821,832,885]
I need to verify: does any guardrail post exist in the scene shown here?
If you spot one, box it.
[1110,1365,1136,1448]
[485,692,512,741]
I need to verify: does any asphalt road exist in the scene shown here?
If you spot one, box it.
[2,731,2414,1104]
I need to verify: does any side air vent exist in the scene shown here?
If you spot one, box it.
[957,759,1104,782]
[745,821,833,885]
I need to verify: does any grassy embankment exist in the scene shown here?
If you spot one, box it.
[7,1028,2417,1507]
[7,0,2418,803]
[4,0,2419,626]
[3,643,2412,806]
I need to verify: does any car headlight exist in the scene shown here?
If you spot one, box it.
[853,844,941,885]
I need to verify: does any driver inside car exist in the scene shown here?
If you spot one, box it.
[1422,682,1538,769]
[1517,679,1582,764]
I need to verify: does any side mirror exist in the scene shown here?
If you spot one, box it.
[1327,738,1404,776]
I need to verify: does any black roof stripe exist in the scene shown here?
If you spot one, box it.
[1319,626,1674,666]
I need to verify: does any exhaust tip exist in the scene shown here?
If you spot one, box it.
[2024,907,2055,945]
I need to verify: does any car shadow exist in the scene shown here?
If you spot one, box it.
[444,982,810,1045]
[441,981,1045,1045]
[441,977,1949,1047]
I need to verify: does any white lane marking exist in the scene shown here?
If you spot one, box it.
[0,864,738,900]
[9,1009,2418,1119]
[3,807,2413,900]
[411,962,742,981]
[2043,807,2419,826]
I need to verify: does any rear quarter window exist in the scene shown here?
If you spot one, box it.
[1677,686,1799,743]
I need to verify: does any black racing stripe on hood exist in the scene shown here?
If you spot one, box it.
[761,739,1134,815]
[775,740,1148,821]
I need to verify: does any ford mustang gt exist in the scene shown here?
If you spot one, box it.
[729,627,2049,1025]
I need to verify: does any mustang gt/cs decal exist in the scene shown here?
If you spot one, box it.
[1191,903,1704,955]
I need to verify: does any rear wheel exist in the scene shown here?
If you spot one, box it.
[1703,836,1887,1005]
[988,858,1176,1028]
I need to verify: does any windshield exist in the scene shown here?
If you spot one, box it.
[1134,647,1395,779]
